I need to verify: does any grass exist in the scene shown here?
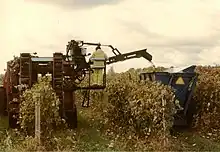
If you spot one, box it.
[75,109,117,151]
[0,116,8,129]
[168,130,220,151]
[184,133,220,151]
[74,104,220,151]
[0,107,117,151]
[75,99,123,151]
[0,106,220,151]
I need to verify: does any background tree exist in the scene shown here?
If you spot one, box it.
[107,66,116,76]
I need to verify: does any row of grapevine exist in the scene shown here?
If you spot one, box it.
[193,66,220,138]
[103,71,176,138]
[3,65,220,150]
[83,66,220,145]
[76,68,177,150]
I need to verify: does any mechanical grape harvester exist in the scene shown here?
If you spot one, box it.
[1,40,153,129]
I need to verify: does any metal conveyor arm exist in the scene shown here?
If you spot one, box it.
[106,49,152,65]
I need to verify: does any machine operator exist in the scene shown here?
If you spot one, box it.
[89,45,108,86]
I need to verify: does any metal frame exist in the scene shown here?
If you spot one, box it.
[3,39,153,129]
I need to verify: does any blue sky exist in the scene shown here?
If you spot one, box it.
[1,0,220,73]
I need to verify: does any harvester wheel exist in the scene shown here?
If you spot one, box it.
[65,105,77,129]
[73,106,77,128]
[8,112,18,128]
[186,99,196,128]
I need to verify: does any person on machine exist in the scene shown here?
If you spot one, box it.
[89,45,108,86]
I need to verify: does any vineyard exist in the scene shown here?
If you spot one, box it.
[0,66,220,151]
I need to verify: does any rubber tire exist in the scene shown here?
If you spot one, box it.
[9,112,18,129]
[186,99,196,128]
[65,106,77,129]
[72,107,77,128]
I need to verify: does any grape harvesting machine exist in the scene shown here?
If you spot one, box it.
[0,40,153,129]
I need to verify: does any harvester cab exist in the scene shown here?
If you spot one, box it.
[139,65,198,127]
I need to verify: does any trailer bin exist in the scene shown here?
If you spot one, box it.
[139,66,198,126]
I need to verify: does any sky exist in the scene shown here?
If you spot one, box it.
[1,0,220,73]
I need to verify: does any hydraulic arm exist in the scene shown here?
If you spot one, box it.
[67,40,153,65]
[106,49,152,65]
